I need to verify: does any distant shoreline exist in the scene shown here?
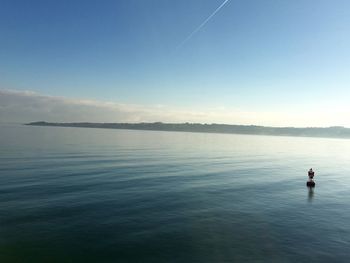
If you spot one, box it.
[25,121,350,139]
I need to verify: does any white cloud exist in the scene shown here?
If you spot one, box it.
[0,89,349,127]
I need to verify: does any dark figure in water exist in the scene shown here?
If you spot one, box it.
[308,168,315,179]
[307,168,315,187]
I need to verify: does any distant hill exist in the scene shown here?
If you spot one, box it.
[26,121,350,139]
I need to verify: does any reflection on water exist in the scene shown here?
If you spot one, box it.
[1,124,350,262]
[307,186,314,202]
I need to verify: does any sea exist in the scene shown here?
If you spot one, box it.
[1,123,350,262]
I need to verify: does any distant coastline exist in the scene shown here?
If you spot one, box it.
[25,121,350,139]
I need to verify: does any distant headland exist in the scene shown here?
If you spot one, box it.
[25,121,350,139]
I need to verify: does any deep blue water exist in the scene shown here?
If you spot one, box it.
[1,124,350,262]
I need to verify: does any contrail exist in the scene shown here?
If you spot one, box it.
[177,0,230,49]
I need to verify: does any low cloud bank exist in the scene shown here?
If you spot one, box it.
[0,89,349,127]
[0,89,241,124]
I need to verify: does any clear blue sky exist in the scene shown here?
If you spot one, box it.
[1,0,350,125]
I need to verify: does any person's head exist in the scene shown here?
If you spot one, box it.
[310,168,313,171]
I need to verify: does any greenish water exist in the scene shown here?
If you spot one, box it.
[1,124,350,262]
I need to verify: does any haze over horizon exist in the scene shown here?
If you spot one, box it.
[1,0,350,127]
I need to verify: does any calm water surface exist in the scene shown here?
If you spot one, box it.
[1,124,350,262]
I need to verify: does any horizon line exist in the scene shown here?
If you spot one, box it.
[25,121,349,130]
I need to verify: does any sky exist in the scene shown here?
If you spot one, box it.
[1,0,350,127]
